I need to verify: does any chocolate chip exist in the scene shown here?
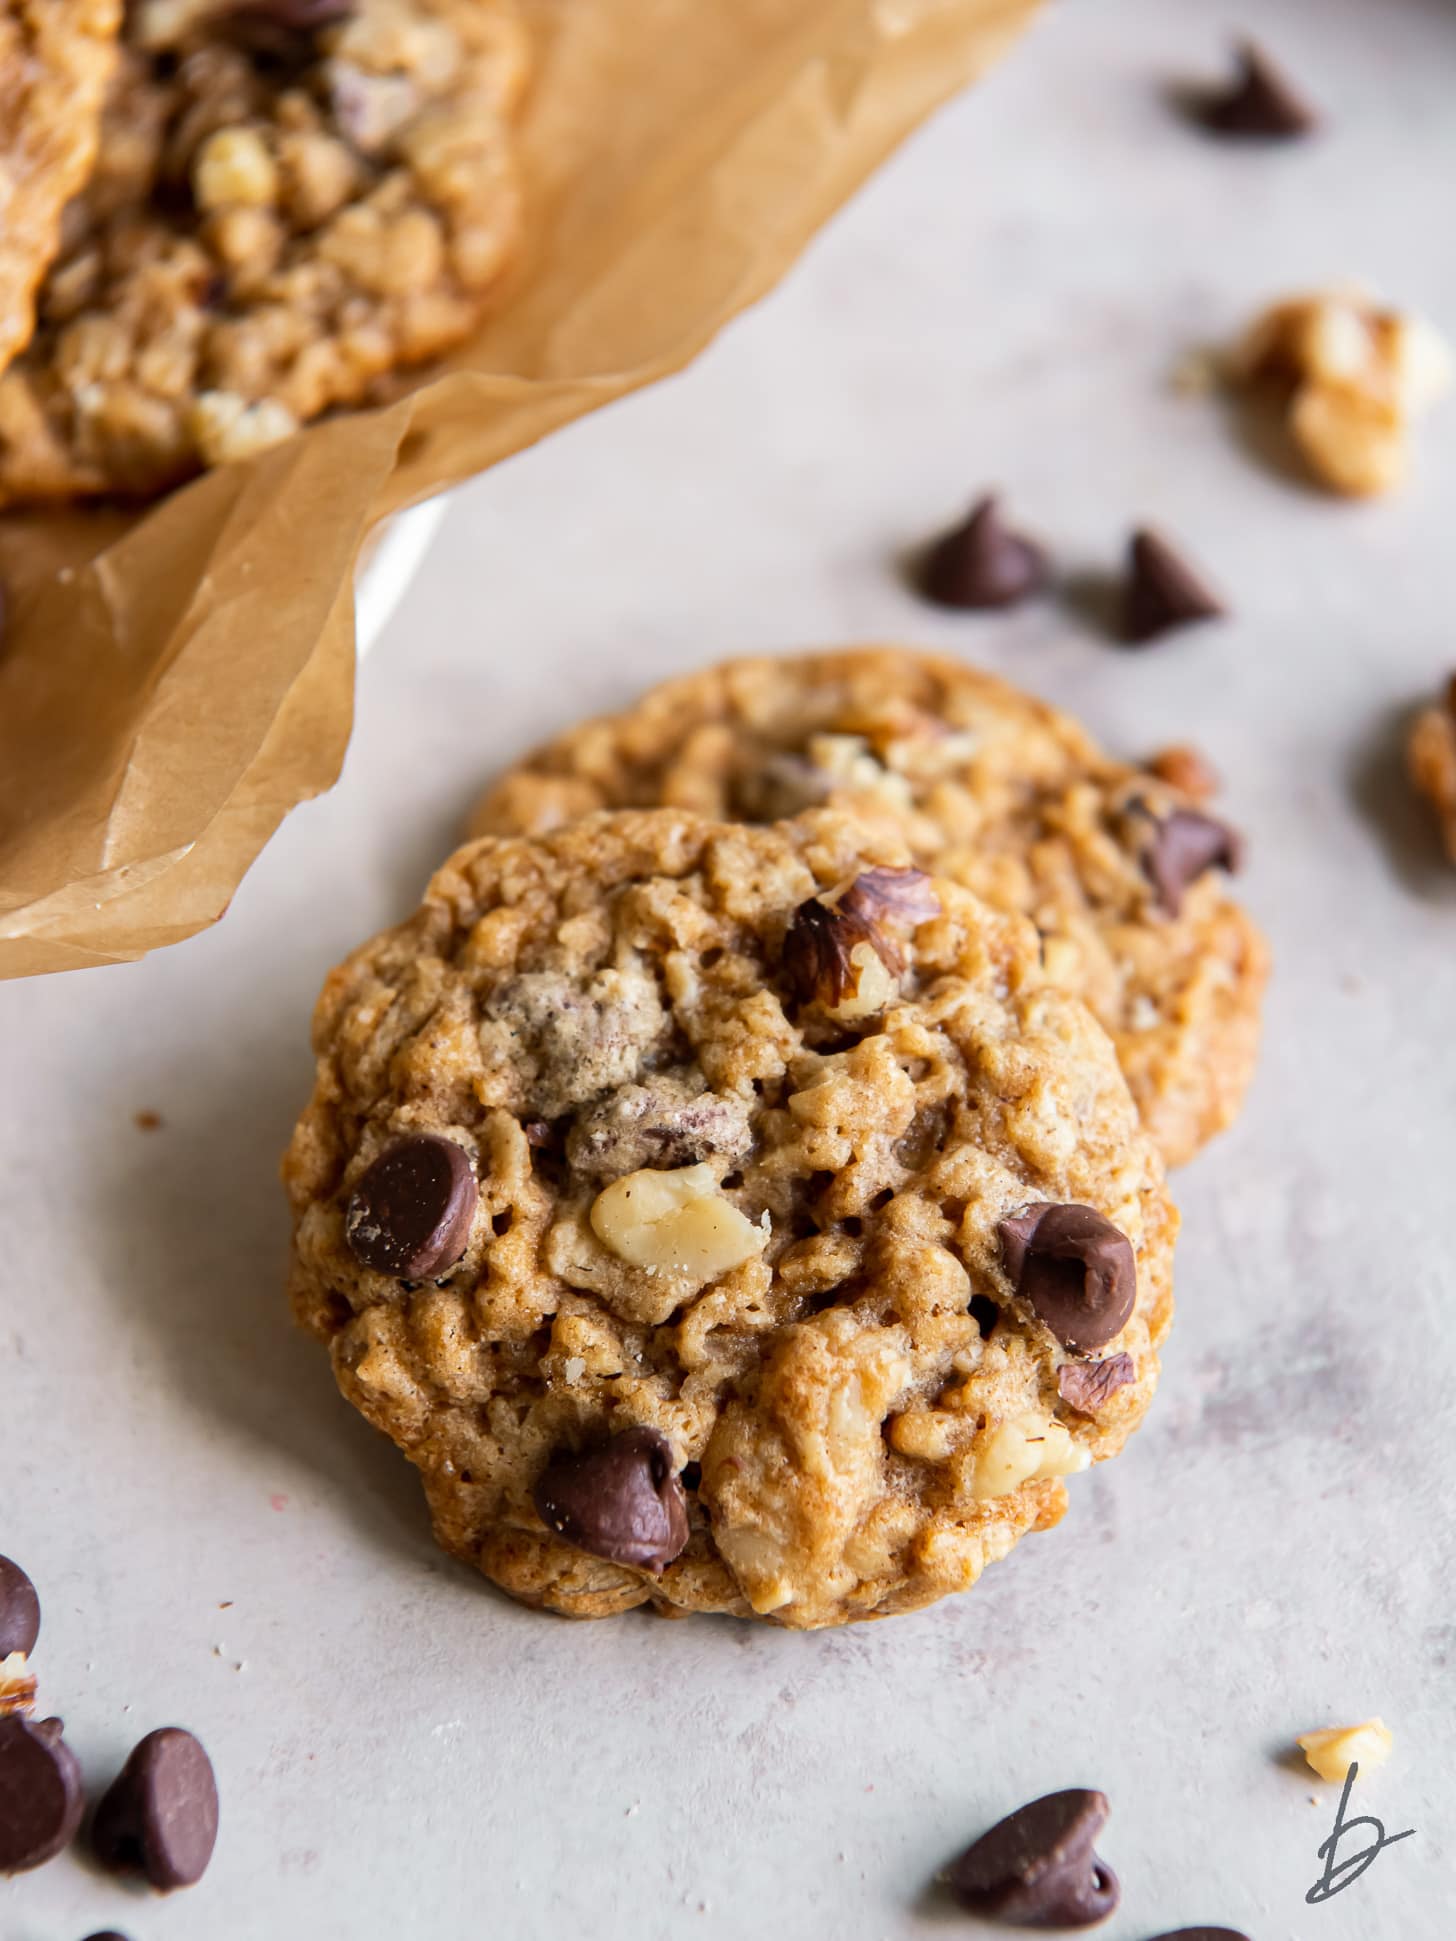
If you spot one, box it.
[83,1933,133,1940]
[93,1727,218,1890]
[1148,1931,1251,1941]
[1200,41,1317,139]
[998,1204,1136,1355]
[0,1557,39,1658]
[1057,1353,1136,1414]
[532,1427,690,1573]
[949,1788,1118,1927]
[1123,528,1224,644]
[1142,808,1244,917]
[784,867,940,1009]
[0,1715,85,1874]
[345,1134,477,1279]
[921,495,1048,610]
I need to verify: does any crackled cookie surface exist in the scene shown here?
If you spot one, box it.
[0,0,527,501]
[0,0,121,373]
[285,808,1176,1629]
[472,649,1269,1168]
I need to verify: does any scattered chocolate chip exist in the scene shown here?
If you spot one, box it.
[920,495,1048,610]
[998,1204,1136,1355]
[1142,807,1244,917]
[532,1427,690,1573]
[1200,41,1317,139]
[83,1932,133,1940]
[92,1727,219,1891]
[1148,1931,1251,1941]
[784,867,940,1009]
[1146,744,1220,802]
[0,1715,85,1874]
[1123,528,1225,645]
[1057,1353,1136,1414]
[948,1788,1119,1927]
[345,1133,477,1279]
[0,1558,39,1658]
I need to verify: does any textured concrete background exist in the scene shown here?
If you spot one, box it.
[3,0,1453,1934]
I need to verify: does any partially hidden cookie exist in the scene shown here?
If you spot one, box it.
[0,0,122,373]
[284,808,1176,1629]
[0,0,528,502]
[471,649,1270,1170]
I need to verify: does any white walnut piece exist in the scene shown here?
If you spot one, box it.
[1297,1718,1394,1783]
[972,1414,1088,1499]
[590,1164,766,1278]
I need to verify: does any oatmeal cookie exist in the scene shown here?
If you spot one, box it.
[471,649,1269,1170]
[0,0,121,372]
[0,0,527,501]
[284,808,1176,1629]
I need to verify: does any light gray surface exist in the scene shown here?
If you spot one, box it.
[3,0,1454,1935]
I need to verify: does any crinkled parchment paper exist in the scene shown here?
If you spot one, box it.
[0,0,1042,977]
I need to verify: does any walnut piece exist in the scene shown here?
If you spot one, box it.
[782,867,940,1021]
[1407,675,1456,864]
[1146,743,1220,802]
[0,1652,36,1718]
[972,1414,1088,1498]
[1233,290,1452,496]
[1297,1718,1393,1783]
[590,1164,765,1278]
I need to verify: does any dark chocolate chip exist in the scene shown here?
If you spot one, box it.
[1143,808,1244,917]
[921,495,1048,610]
[1148,1931,1251,1941]
[948,1788,1119,1928]
[0,1557,39,1658]
[532,1427,690,1573]
[0,1715,85,1874]
[1123,528,1225,644]
[92,1727,219,1890]
[998,1204,1136,1355]
[345,1134,477,1279]
[1057,1353,1136,1414]
[83,1932,134,1940]
[1201,41,1317,139]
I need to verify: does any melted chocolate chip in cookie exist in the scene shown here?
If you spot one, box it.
[533,1428,690,1573]
[345,1134,477,1280]
[1143,809,1244,917]
[1057,1353,1136,1415]
[0,1557,39,1658]
[93,1727,219,1890]
[0,1715,85,1873]
[947,1788,1119,1927]
[997,1204,1136,1355]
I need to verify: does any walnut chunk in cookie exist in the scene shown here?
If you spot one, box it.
[284,807,1177,1629]
[1408,673,1456,865]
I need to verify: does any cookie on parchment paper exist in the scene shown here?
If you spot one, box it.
[0,0,122,373]
[0,0,528,502]
[284,807,1176,1630]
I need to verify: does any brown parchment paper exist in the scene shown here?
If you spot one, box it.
[0,0,1043,979]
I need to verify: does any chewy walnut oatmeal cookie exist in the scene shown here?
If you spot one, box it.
[0,0,121,373]
[284,808,1176,1629]
[0,0,527,501]
[471,648,1269,1170]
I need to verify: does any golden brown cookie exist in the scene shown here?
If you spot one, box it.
[471,649,1269,1169]
[0,0,527,501]
[284,808,1177,1629]
[0,0,121,373]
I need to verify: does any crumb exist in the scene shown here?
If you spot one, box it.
[133,1109,164,1131]
[1297,1718,1394,1782]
